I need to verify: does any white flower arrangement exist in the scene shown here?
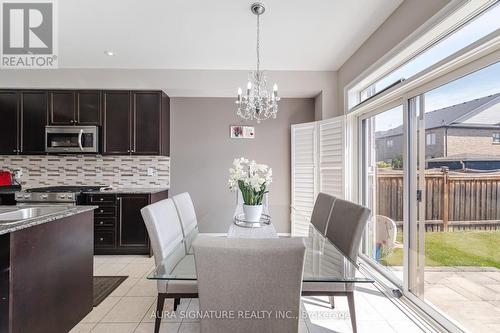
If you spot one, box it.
[228,157,272,206]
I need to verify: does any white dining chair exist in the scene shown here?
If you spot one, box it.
[141,198,198,333]
[193,237,306,333]
[172,192,199,254]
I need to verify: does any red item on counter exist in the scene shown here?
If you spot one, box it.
[0,171,12,186]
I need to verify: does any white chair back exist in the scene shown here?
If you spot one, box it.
[141,199,186,269]
[172,192,199,252]
[193,237,306,333]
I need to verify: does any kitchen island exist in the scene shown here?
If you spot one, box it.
[0,205,96,333]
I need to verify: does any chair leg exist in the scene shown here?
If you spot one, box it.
[173,297,180,311]
[329,296,335,309]
[347,292,357,333]
[155,293,167,333]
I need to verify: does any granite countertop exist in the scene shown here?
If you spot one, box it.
[0,205,97,235]
[84,187,169,194]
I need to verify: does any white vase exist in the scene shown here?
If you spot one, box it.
[243,204,263,222]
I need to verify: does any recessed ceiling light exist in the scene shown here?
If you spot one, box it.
[104,50,115,56]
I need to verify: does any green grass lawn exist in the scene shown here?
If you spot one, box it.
[381,231,500,268]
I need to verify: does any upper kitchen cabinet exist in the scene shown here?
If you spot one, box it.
[0,91,19,154]
[21,91,49,154]
[103,90,170,156]
[77,91,101,125]
[103,91,132,154]
[49,91,74,124]
[49,90,101,126]
[0,91,47,155]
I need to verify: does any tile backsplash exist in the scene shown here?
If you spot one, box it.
[0,155,169,189]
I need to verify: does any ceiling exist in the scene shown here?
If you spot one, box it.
[58,0,402,70]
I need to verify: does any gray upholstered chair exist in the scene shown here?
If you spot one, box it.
[141,198,198,333]
[310,192,337,234]
[193,237,306,333]
[302,198,370,333]
[326,198,371,263]
[172,192,199,254]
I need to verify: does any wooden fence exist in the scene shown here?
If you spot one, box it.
[376,168,500,231]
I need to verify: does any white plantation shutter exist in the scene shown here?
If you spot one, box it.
[291,122,317,236]
[318,116,345,199]
[291,116,345,236]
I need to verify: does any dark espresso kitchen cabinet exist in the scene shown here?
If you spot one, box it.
[49,90,101,126]
[0,193,15,205]
[0,91,47,154]
[0,90,48,155]
[133,92,161,155]
[103,91,132,154]
[0,89,168,155]
[0,91,19,154]
[49,91,75,125]
[118,195,150,248]
[87,190,168,254]
[77,91,101,125]
[21,91,48,154]
[103,91,169,155]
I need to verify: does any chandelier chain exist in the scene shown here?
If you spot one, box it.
[256,14,260,73]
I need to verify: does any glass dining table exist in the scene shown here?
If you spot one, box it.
[147,221,374,286]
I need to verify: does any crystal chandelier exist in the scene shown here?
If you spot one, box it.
[236,2,279,123]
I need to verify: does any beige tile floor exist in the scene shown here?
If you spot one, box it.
[70,255,424,333]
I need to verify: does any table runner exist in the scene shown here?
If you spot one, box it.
[227,223,278,238]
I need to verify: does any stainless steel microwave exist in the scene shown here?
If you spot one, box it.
[45,126,99,153]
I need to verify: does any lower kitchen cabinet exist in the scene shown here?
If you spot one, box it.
[86,190,168,255]
[118,195,149,248]
[0,193,16,205]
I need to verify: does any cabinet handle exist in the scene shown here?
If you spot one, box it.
[100,198,104,201]
[99,221,104,225]
[99,237,104,241]
[100,209,104,213]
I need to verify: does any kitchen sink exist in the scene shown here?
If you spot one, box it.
[0,206,73,225]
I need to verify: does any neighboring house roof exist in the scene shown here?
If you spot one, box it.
[376,93,500,138]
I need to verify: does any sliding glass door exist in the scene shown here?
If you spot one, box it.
[407,61,500,333]
[359,61,500,332]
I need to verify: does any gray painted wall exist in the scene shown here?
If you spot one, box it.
[170,97,315,233]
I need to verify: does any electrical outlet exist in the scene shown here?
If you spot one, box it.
[147,167,155,176]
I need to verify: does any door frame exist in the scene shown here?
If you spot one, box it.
[356,99,407,289]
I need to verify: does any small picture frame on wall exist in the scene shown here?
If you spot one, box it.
[230,125,255,139]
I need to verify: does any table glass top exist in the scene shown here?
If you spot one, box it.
[148,221,374,284]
